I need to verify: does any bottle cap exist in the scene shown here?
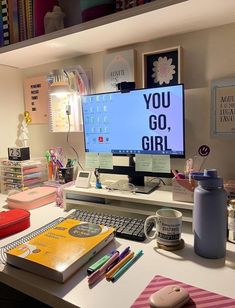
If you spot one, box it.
[190,169,223,188]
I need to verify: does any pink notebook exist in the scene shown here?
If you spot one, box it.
[131,275,235,307]
[7,187,57,210]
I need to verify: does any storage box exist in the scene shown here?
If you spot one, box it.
[172,178,196,203]
[0,158,48,194]
[7,187,57,210]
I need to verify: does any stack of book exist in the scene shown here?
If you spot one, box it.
[1,217,115,283]
[0,0,58,47]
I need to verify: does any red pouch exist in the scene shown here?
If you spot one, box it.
[0,209,30,239]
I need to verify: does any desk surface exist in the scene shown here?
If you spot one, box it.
[0,193,235,308]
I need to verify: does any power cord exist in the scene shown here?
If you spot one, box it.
[66,111,83,170]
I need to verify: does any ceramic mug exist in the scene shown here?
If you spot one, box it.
[144,208,182,246]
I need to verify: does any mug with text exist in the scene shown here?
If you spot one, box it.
[144,208,182,246]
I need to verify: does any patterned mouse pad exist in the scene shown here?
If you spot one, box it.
[131,275,235,307]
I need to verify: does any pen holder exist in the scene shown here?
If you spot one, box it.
[172,178,196,203]
[58,167,74,184]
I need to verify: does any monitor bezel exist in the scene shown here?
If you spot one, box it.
[81,84,185,159]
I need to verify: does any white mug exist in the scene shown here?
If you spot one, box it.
[144,208,182,246]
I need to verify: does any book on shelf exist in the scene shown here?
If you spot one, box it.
[25,0,33,39]
[1,0,10,46]
[3,217,115,283]
[7,0,19,44]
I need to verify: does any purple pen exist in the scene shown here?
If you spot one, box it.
[106,246,130,272]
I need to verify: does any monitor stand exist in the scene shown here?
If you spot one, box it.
[128,174,160,194]
[106,179,159,194]
[127,156,159,194]
[134,182,159,194]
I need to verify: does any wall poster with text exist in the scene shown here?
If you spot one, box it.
[103,49,136,92]
[211,78,235,138]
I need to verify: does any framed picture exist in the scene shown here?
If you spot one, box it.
[23,75,49,124]
[142,46,182,88]
[103,49,136,92]
[211,78,235,138]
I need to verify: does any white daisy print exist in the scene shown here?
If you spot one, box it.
[152,56,176,85]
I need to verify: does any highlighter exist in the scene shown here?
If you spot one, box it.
[87,250,116,275]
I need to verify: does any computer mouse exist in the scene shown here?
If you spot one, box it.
[148,284,190,308]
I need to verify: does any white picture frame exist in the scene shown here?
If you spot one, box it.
[103,49,136,92]
[211,78,235,138]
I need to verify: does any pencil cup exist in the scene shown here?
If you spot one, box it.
[144,208,182,246]
[58,167,74,184]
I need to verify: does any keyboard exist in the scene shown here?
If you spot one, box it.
[67,209,154,242]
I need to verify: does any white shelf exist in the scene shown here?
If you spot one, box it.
[0,0,235,69]
[63,185,194,222]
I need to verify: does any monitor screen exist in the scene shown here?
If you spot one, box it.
[81,84,185,158]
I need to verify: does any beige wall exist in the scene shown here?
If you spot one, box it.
[1,22,235,180]
[0,65,24,156]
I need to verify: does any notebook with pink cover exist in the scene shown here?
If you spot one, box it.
[131,275,235,307]
[7,187,57,210]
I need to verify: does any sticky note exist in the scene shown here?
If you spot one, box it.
[135,154,152,172]
[99,153,113,169]
[85,152,100,169]
[152,155,170,173]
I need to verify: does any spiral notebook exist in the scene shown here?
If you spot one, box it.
[0,216,115,283]
[131,275,235,307]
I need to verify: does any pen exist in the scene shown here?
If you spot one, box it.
[88,251,119,285]
[105,246,130,272]
[111,250,144,282]
[105,251,134,281]
[172,169,185,179]
[119,246,130,259]
[87,250,116,275]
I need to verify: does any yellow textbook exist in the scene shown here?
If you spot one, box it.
[6,218,115,283]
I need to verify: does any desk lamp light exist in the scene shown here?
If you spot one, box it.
[49,69,73,98]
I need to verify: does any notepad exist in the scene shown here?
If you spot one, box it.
[3,218,115,283]
[131,275,235,307]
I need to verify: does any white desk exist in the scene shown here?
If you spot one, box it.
[0,193,235,308]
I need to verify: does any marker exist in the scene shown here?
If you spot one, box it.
[105,246,130,272]
[87,250,116,275]
[111,250,144,282]
[88,251,119,285]
[172,169,185,179]
[105,251,134,281]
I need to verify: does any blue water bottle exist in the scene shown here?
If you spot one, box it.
[191,169,227,259]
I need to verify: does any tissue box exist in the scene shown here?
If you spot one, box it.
[172,178,196,203]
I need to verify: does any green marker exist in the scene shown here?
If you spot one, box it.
[87,250,116,275]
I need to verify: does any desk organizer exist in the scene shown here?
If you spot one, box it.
[172,178,196,203]
[0,158,47,194]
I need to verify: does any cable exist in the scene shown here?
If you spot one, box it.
[66,112,83,170]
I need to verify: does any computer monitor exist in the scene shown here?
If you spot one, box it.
[81,84,185,193]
